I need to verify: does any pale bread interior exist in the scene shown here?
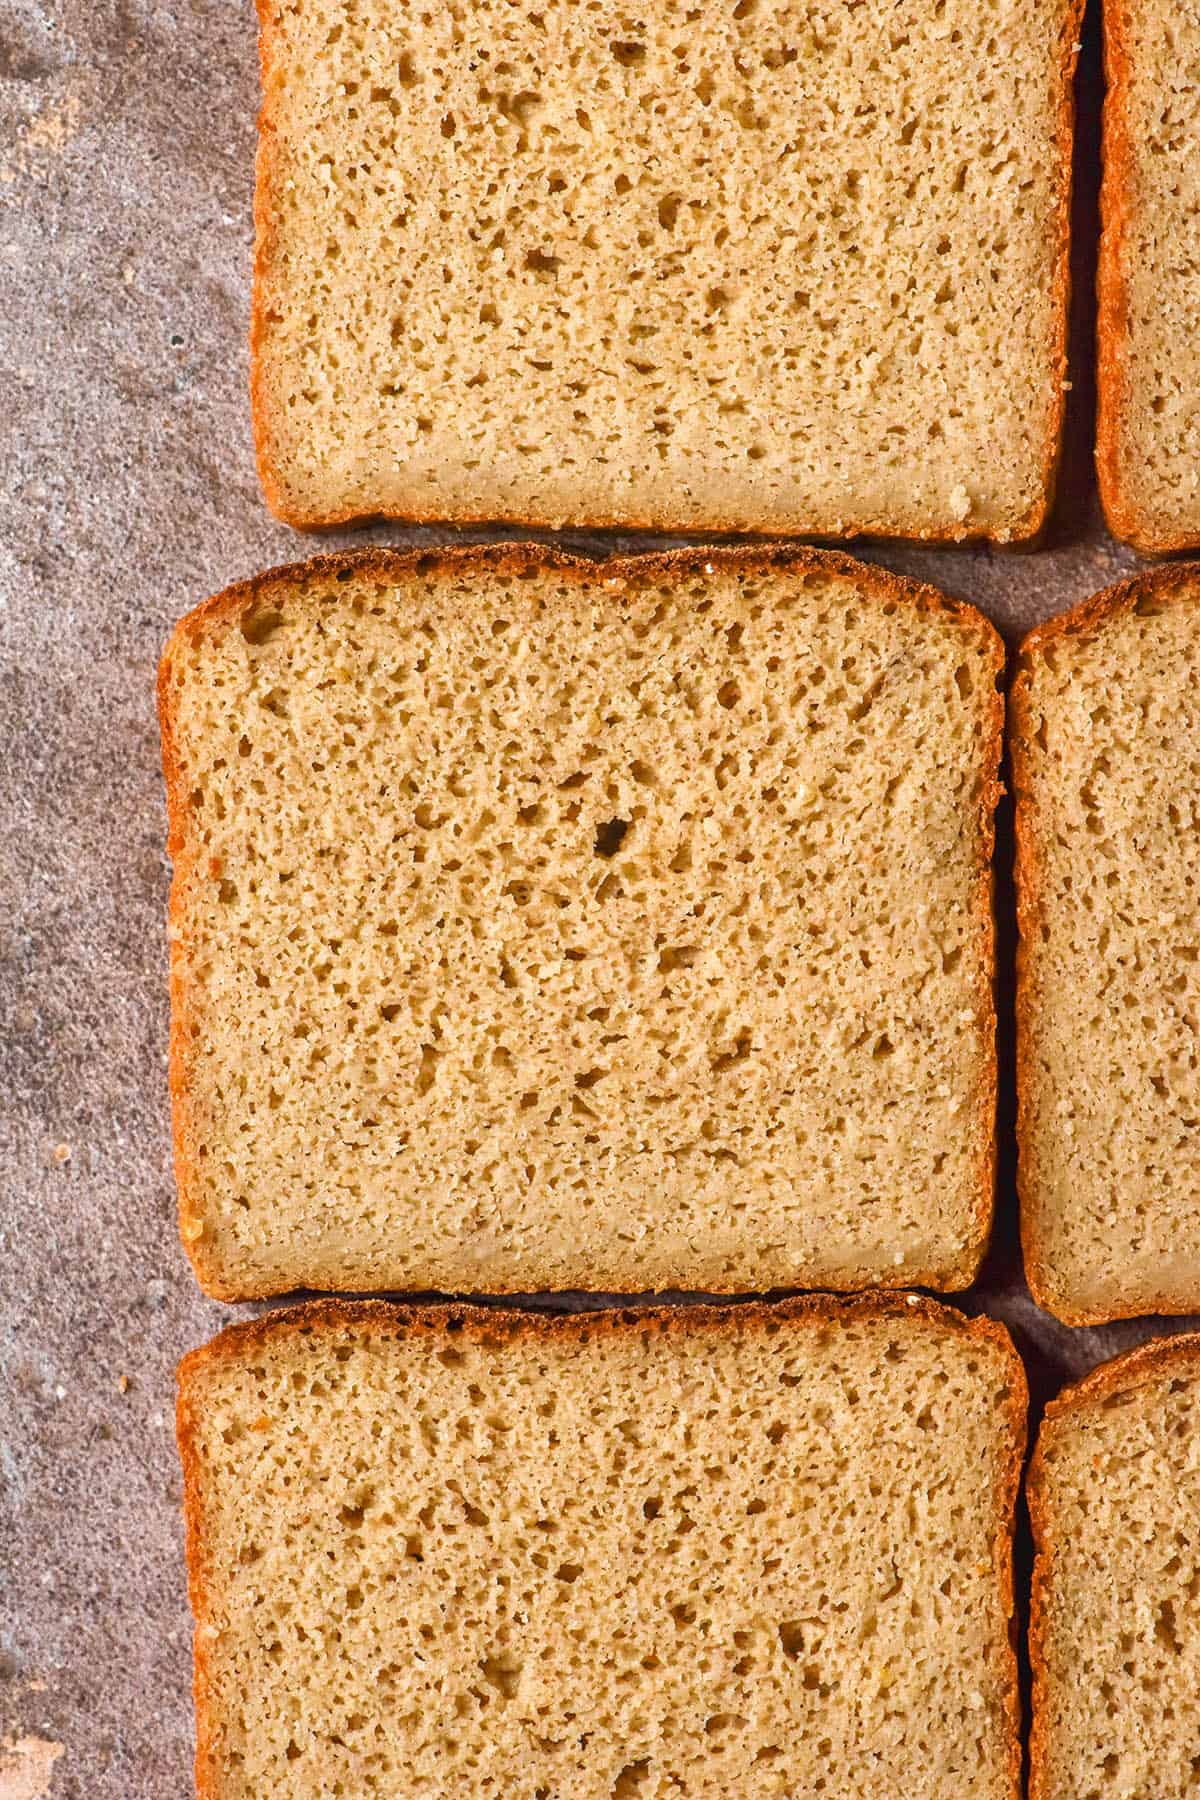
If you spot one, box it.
[254,0,1078,536]
[161,551,1000,1300]
[1017,578,1200,1321]
[1033,1347,1200,1800]
[181,1301,1022,1798]
[1101,0,1200,549]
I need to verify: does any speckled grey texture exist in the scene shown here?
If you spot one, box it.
[0,1,1195,1794]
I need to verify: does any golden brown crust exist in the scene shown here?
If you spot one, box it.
[159,542,1003,1301]
[178,1292,1027,1800]
[249,2,1082,545]
[1027,1331,1200,1800]
[1095,0,1200,556]
[1094,0,1141,549]
[1012,565,1200,1325]
[1038,1327,1200,1426]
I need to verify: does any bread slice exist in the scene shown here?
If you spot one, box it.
[1013,567,1200,1324]
[1097,0,1200,552]
[251,0,1083,540]
[178,1294,1026,1799]
[1029,1333,1200,1800]
[159,544,1003,1301]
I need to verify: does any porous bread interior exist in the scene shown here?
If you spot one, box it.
[181,1302,1021,1799]
[253,0,1076,537]
[1033,1350,1200,1800]
[1017,580,1200,1321]
[162,551,1000,1299]
[1102,0,1200,548]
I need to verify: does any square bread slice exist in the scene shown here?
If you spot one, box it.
[159,544,1003,1301]
[1029,1334,1200,1800]
[178,1294,1026,1800]
[1097,0,1200,552]
[1013,568,1200,1324]
[251,0,1084,540]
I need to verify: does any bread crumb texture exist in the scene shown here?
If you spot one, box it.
[1015,572,1200,1322]
[160,548,1001,1299]
[253,0,1079,536]
[1031,1340,1200,1800]
[180,1299,1023,1799]
[1100,0,1200,550]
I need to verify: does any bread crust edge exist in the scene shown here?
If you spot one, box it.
[177,1291,1027,1800]
[1012,564,1200,1325]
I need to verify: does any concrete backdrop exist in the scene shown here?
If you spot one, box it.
[1,0,1193,1793]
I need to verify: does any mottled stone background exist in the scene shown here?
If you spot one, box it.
[1,1,1194,1794]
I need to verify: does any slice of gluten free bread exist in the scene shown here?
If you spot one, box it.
[1013,568,1200,1324]
[1097,0,1200,552]
[1029,1333,1200,1800]
[159,544,1002,1301]
[252,0,1083,540]
[178,1294,1026,1800]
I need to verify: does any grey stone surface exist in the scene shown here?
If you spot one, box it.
[0,1,1194,1794]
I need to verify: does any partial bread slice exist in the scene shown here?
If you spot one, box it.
[1029,1334,1200,1800]
[1013,568,1200,1323]
[178,1294,1026,1800]
[252,0,1083,540]
[1097,0,1200,552]
[159,544,1002,1301]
